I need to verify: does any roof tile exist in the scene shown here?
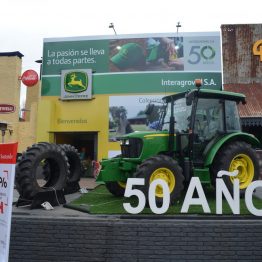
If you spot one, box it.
[224,84,262,118]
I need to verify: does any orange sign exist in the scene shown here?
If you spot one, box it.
[253,39,262,61]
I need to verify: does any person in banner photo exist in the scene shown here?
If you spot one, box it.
[109,37,184,72]
[110,41,146,71]
[146,37,184,70]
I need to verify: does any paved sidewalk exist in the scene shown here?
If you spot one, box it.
[12,178,100,217]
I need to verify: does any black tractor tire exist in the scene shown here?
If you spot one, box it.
[59,144,82,183]
[135,155,184,206]
[211,141,259,195]
[42,144,82,183]
[15,142,69,200]
[105,181,126,197]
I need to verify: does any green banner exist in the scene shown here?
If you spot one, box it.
[42,40,109,75]
[42,33,222,75]
[42,33,222,97]
[41,72,222,96]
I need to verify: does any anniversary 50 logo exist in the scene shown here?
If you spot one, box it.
[123,171,262,216]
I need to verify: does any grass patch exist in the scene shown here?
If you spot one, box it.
[70,185,262,216]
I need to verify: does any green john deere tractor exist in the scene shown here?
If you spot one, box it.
[96,82,261,205]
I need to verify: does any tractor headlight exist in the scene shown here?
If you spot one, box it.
[120,138,143,158]
[120,139,130,145]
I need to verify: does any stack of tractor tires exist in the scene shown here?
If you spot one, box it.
[15,142,82,200]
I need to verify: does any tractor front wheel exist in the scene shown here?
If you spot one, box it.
[135,155,184,206]
[105,181,126,197]
[212,141,259,195]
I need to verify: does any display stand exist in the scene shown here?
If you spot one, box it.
[63,181,80,195]
[16,189,66,209]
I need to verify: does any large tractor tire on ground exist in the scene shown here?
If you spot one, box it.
[211,141,259,195]
[15,142,69,200]
[60,144,82,194]
[59,144,82,183]
[105,181,126,197]
[135,155,184,206]
[42,144,82,183]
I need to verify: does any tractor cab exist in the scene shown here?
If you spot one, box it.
[161,84,246,180]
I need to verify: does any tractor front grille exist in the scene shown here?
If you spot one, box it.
[121,138,143,158]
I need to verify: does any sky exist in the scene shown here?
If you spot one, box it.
[1,0,261,103]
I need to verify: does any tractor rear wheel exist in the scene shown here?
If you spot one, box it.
[135,155,184,206]
[105,181,126,197]
[211,141,259,195]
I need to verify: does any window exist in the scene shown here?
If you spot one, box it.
[225,100,241,132]
[162,98,192,133]
[195,99,224,141]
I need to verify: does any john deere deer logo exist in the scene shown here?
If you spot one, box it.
[64,72,88,93]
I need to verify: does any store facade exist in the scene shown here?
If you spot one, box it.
[0,52,39,153]
[222,24,262,143]
[38,32,222,161]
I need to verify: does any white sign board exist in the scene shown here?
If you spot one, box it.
[0,143,18,262]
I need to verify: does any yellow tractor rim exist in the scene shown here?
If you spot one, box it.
[118,181,126,189]
[229,154,254,189]
[149,167,175,197]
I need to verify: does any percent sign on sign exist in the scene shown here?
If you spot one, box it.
[0,177,7,188]
[0,171,8,214]
[0,170,8,188]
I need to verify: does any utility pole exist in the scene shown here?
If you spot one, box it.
[176,22,182,34]
[109,23,117,35]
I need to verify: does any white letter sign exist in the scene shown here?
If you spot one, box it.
[245,181,262,216]
[181,177,211,213]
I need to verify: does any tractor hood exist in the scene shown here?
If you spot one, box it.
[119,130,172,160]
[119,130,170,140]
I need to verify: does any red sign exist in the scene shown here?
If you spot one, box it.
[21,70,38,87]
[0,104,15,114]
[0,142,18,261]
[0,143,18,164]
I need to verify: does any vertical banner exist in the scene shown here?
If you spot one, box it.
[0,143,18,262]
